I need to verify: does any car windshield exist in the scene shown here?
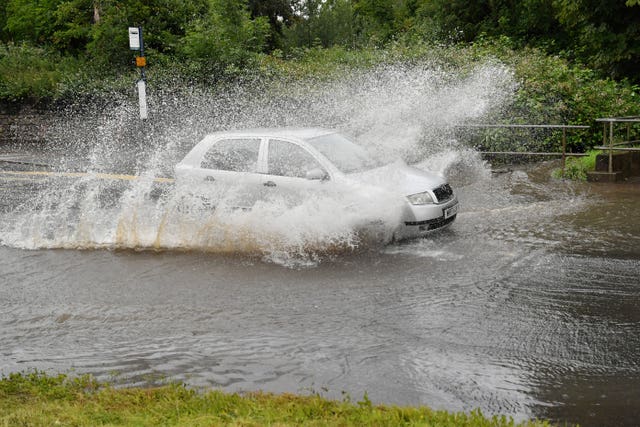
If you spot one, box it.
[305,133,381,173]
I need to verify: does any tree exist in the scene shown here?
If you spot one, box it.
[283,0,359,49]
[0,1,8,41]
[3,0,209,67]
[181,0,270,74]
[353,0,395,43]
[315,0,358,47]
[4,0,63,44]
[247,0,294,49]
[554,0,640,80]
[51,0,94,54]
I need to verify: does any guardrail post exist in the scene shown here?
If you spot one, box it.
[627,122,631,144]
[608,121,614,173]
[561,127,567,178]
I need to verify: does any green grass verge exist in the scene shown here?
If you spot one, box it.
[0,372,555,426]
[552,150,601,181]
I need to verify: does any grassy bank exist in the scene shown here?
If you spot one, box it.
[1,372,553,426]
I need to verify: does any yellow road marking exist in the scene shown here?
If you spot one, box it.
[0,170,174,183]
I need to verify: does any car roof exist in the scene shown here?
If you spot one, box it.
[205,127,335,141]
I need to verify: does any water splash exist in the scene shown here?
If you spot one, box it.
[0,60,516,266]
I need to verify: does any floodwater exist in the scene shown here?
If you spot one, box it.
[1,62,639,426]
[1,155,638,427]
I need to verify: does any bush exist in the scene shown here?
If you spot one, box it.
[552,150,601,180]
[179,0,270,79]
[435,37,640,152]
[2,35,639,140]
[0,43,73,103]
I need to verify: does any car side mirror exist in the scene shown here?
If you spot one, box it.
[306,168,328,181]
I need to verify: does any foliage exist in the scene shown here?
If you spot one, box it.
[0,371,554,427]
[553,0,640,81]
[382,0,640,82]
[556,157,588,181]
[3,0,640,84]
[2,0,639,152]
[3,0,210,68]
[0,41,139,105]
[454,38,640,152]
[3,36,639,153]
[247,0,295,49]
[283,0,361,49]
[0,43,75,103]
[551,150,601,180]
[179,0,270,77]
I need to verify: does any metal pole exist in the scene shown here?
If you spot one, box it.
[139,27,146,82]
[136,27,147,120]
[561,127,567,178]
[609,121,613,174]
[627,122,631,145]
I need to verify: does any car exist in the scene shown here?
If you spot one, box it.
[174,128,458,241]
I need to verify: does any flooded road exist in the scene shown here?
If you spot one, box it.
[1,157,639,426]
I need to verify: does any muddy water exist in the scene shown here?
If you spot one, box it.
[1,159,639,427]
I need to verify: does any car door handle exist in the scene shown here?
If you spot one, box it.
[205,176,215,182]
[263,181,276,187]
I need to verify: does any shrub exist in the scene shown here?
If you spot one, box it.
[0,43,70,103]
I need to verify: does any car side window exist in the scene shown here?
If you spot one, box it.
[201,138,261,172]
[268,139,325,178]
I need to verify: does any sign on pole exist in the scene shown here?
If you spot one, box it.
[128,27,141,50]
[137,80,148,120]
[129,27,147,119]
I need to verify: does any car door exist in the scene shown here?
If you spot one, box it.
[263,139,331,206]
[190,137,266,209]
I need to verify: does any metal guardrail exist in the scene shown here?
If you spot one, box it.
[594,117,640,173]
[457,124,591,177]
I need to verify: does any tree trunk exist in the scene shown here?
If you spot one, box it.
[93,1,101,23]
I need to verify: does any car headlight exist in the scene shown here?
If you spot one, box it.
[407,191,434,205]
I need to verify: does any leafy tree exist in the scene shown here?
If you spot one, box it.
[180,0,270,75]
[85,0,209,67]
[51,0,94,54]
[353,0,395,43]
[3,0,208,67]
[247,0,294,49]
[286,0,323,48]
[314,0,358,47]
[553,0,640,80]
[0,1,8,41]
[283,0,359,49]
[4,0,63,44]
[408,0,640,81]
[413,0,492,42]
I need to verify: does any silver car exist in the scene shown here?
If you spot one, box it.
[175,128,458,240]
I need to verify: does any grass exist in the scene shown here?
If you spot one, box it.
[0,371,555,426]
[552,150,601,180]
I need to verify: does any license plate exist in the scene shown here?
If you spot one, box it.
[444,203,458,219]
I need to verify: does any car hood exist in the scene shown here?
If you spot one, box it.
[348,160,447,196]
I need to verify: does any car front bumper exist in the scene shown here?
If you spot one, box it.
[395,197,459,239]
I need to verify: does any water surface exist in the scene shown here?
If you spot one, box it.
[1,160,639,427]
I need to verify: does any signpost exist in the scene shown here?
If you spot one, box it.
[137,80,148,120]
[128,27,148,120]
